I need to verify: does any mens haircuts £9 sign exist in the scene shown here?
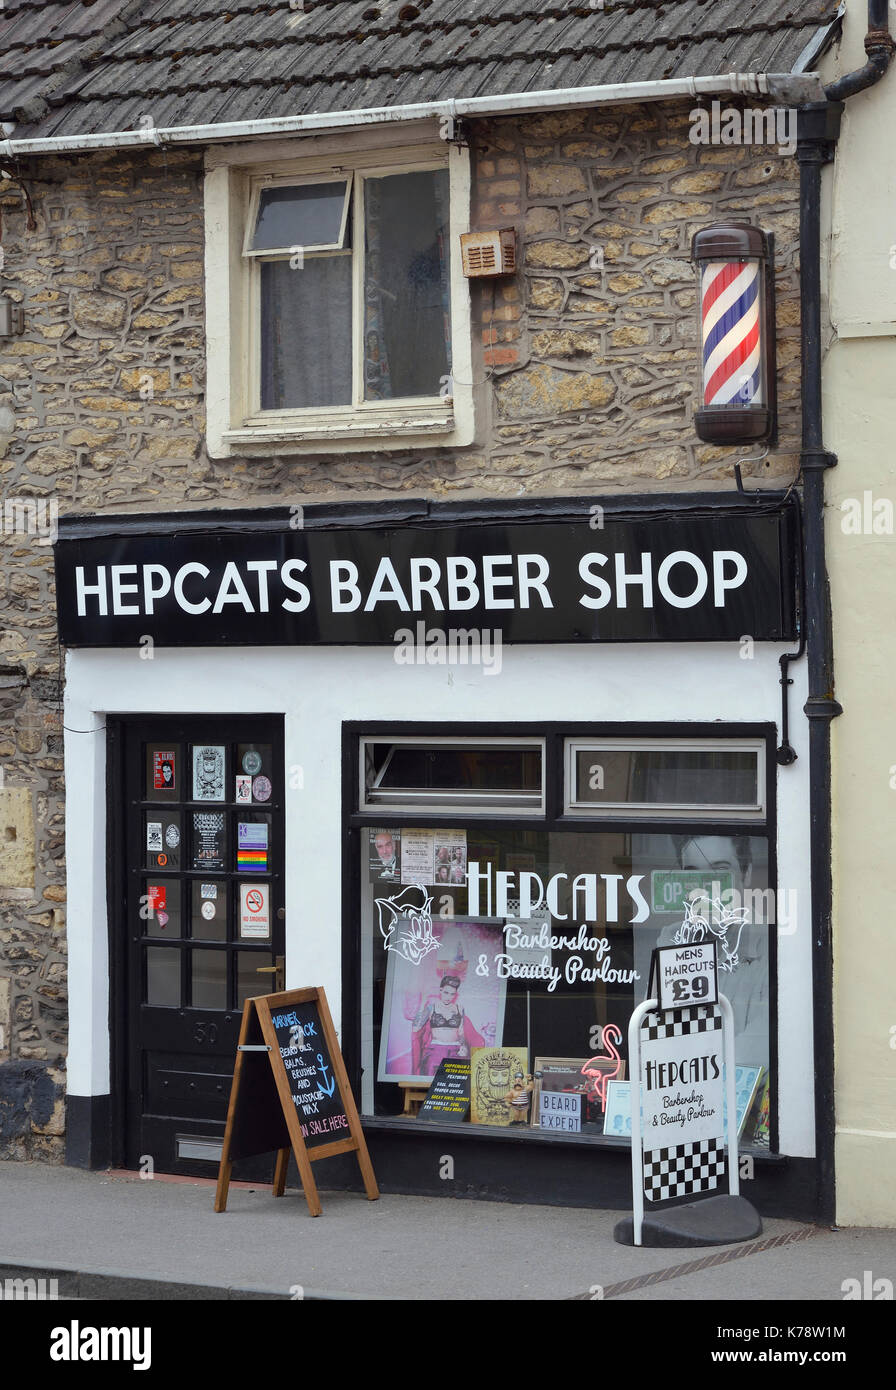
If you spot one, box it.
[654,942,718,1010]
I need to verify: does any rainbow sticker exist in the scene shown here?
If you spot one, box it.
[237,822,268,873]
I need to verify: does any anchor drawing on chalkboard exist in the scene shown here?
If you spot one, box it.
[317,1053,336,1097]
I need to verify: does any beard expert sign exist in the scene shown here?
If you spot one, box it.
[54,506,797,648]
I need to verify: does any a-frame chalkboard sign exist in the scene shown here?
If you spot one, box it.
[214,986,378,1217]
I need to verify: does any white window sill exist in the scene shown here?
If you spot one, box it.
[218,405,467,455]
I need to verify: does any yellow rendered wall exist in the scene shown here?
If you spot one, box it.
[823,6,896,1224]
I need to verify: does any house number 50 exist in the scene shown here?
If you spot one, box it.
[193,1021,218,1044]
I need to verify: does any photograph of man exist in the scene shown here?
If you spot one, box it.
[370,828,400,881]
[658,834,769,1071]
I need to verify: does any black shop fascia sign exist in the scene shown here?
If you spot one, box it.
[54,495,799,648]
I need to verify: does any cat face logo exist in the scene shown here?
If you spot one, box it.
[674,893,749,973]
[375,886,439,964]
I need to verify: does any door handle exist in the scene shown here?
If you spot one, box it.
[256,953,285,991]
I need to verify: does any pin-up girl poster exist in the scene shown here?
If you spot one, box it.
[378,918,506,1085]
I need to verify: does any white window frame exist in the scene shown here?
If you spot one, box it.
[360,736,546,817]
[564,737,766,820]
[204,126,475,457]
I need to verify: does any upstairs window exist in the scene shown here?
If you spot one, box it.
[204,137,473,456]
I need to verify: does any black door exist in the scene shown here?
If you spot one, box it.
[114,716,285,1176]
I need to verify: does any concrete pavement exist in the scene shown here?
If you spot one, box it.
[1,1160,895,1304]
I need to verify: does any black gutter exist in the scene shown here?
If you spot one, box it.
[824,0,895,100]
[798,0,894,1225]
[796,102,842,1227]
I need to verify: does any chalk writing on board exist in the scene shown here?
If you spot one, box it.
[278,1042,330,1111]
[301,1114,350,1139]
[266,996,353,1149]
[216,986,380,1218]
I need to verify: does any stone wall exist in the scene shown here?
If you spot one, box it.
[471,104,800,491]
[0,99,802,1156]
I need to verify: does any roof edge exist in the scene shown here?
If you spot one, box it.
[0,70,828,158]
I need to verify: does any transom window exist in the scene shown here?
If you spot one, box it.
[565,739,765,818]
[361,737,545,815]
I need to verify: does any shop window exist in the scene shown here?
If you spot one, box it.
[357,732,773,1148]
[204,136,474,456]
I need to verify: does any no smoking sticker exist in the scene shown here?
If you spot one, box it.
[240,882,270,940]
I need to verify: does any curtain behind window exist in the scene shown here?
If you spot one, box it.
[260,257,352,410]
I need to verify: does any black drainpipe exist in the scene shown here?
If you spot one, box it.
[796,2,893,1225]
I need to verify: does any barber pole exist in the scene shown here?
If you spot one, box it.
[692,223,775,445]
[701,260,761,406]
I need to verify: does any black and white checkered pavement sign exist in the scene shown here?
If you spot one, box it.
[640,1006,725,1200]
[642,1136,728,1202]
[641,1004,722,1043]
[620,940,753,1246]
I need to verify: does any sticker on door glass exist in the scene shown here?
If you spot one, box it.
[201,900,217,921]
[240,883,270,939]
[200,883,218,900]
[252,775,272,803]
[165,824,180,849]
[241,750,263,776]
[193,812,225,870]
[193,745,225,801]
[237,821,268,873]
[146,884,167,928]
[235,775,252,803]
[146,821,163,853]
[153,752,176,792]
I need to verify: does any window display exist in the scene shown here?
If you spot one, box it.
[358,734,773,1147]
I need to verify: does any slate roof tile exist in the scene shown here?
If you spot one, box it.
[0,0,842,138]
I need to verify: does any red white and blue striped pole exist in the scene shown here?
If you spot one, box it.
[692,224,774,444]
[701,259,762,406]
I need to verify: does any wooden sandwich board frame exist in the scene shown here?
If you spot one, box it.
[214,986,379,1217]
